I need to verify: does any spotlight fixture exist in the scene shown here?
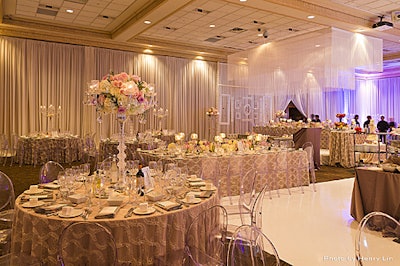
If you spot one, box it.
[257,28,268,38]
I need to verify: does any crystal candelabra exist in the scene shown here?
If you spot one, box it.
[40,104,61,133]
[153,107,168,133]
[206,107,219,141]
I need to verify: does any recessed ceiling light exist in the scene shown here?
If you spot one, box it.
[144,20,151,24]
[257,33,263,37]
[195,56,204,60]
[144,49,153,53]
[66,9,74,14]
[209,24,215,28]
[315,44,320,47]
[240,0,247,2]
[307,15,315,19]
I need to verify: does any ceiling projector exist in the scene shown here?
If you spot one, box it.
[372,16,393,31]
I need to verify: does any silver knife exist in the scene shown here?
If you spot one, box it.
[124,207,135,218]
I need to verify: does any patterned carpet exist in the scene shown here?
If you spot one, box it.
[0,163,355,197]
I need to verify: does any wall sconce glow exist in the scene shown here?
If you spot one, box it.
[66,9,74,13]
[307,15,315,19]
[144,49,153,54]
[144,20,151,24]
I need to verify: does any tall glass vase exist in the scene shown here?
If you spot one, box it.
[116,112,127,190]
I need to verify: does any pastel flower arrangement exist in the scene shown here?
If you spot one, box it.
[206,107,219,116]
[275,110,286,118]
[334,122,348,129]
[90,72,155,115]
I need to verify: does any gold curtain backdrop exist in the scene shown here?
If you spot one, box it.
[0,36,218,141]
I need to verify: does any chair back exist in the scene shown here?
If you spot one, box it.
[58,222,117,266]
[355,211,400,265]
[0,171,15,211]
[302,142,316,191]
[239,169,257,225]
[250,183,271,230]
[227,225,280,266]
[39,161,64,184]
[185,205,228,265]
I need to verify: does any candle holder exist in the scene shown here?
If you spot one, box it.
[153,107,168,133]
[40,104,61,134]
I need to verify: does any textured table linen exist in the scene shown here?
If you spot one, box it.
[328,130,356,168]
[17,135,83,165]
[11,189,219,265]
[351,167,400,223]
[140,150,309,197]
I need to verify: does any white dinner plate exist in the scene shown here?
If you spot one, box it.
[181,198,202,204]
[133,207,156,215]
[24,189,45,195]
[22,201,45,208]
[58,209,83,218]
[200,186,217,191]
[42,183,61,189]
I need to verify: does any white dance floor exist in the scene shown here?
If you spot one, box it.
[222,178,399,266]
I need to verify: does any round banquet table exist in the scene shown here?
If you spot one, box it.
[17,134,83,165]
[11,186,219,265]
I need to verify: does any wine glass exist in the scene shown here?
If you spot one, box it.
[80,163,91,178]
[57,171,69,202]
[126,176,137,204]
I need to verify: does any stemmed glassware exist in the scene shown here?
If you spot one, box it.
[126,176,137,204]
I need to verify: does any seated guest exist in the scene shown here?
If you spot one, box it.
[314,115,321,122]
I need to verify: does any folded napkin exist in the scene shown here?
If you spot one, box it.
[188,181,206,187]
[20,193,53,202]
[34,203,66,214]
[155,201,182,211]
[95,206,119,219]
[40,183,61,189]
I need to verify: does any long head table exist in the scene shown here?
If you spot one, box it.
[11,183,219,265]
[139,149,310,197]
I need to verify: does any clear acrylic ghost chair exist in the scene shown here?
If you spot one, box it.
[250,183,272,230]
[227,224,280,266]
[0,136,10,166]
[0,253,41,265]
[253,153,280,200]
[0,171,15,211]
[0,172,15,256]
[302,142,316,192]
[185,205,228,266]
[355,211,400,266]
[238,169,258,226]
[39,161,64,184]
[8,134,19,167]
[58,222,117,266]
[200,157,221,192]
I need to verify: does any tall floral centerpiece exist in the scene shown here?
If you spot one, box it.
[87,72,155,187]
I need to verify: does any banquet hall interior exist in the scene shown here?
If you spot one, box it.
[1,0,400,265]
